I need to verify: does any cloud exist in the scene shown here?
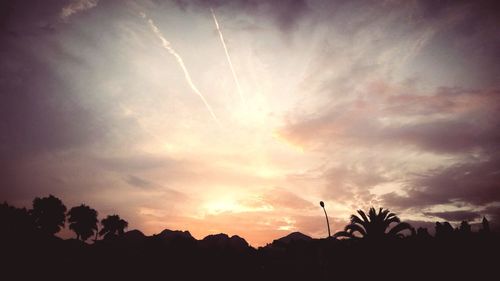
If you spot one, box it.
[172,0,309,32]
[124,175,153,188]
[60,0,99,20]
[0,1,144,162]
[0,1,63,35]
[97,155,179,172]
[260,187,315,210]
[382,153,500,208]
[423,210,481,222]
[280,83,500,220]
[279,86,500,154]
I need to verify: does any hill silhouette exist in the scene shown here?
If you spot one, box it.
[1,197,499,280]
[273,231,312,244]
[122,229,146,240]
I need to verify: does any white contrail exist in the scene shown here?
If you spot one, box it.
[210,8,245,104]
[140,12,221,126]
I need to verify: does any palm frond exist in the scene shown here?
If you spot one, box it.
[334,231,354,239]
[357,209,369,223]
[368,207,377,221]
[379,209,390,221]
[345,223,367,237]
[384,216,401,226]
[386,213,397,220]
[350,214,367,227]
[388,222,415,237]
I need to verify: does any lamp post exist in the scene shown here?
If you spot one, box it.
[320,201,331,238]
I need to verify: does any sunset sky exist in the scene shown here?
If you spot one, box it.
[1,0,500,246]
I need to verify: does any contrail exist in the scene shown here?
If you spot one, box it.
[140,12,221,126]
[210,8,245,104]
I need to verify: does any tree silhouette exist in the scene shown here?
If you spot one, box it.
[416,227,431,239]
[2,195,500,280]
[459,221,471,234]
[481,217,490,233]
[435,221,454,238]
[67,204,98,241]
[1,202,35,237]
[334,207,415,239]
[99,214,128,240]
[30,195,67,235]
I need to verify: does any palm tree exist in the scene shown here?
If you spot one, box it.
[67,204,98,241]
[334,207,414,239]
[99,214,128,240]
[30,195,67,235]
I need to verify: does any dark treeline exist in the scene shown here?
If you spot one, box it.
[1,195,499,280]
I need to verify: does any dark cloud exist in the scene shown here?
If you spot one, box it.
[0,0,65,35]
[407,206,500,233]
[97,155,179,172]
[401,0,500,89]
[386,119,500,155]
[423,210,481,222]
[0,56,108,158]
[281,87,500,154]
[382,153,500,209]
[382,88,500,154]
[415,0,500,28]
[0,0,131,161]
[125,175,152,188]
[172,0,309,32]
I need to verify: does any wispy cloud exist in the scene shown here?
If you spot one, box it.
[60,0,99,20]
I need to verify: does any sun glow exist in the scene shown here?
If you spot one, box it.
[277,217,296,231]
[203,194,274,215]
[204,198,242,215]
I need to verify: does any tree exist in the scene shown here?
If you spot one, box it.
[481,217,490,233]
[334,207,415,239]
[31,195,67,235]
[459,221,471,234]
[435,221,454,238]
[67,204,98,241]
[99,214,128,240]
[417,227,431,239]
[1,202,35,238]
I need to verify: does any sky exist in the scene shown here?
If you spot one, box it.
[1,0,500,246]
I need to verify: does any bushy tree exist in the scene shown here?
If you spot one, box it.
[99,214,128,240]
[67,204,98,241]
[31,195,66,235]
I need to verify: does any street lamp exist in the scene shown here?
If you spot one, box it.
[320,201,331,238]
